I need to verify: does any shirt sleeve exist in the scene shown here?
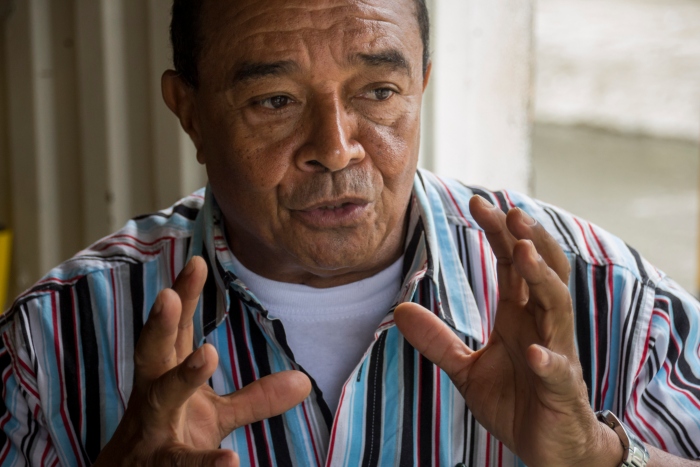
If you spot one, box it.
[622,276,700,459]
[0,307,60,466]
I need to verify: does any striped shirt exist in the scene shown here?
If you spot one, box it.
[1,169,699,466]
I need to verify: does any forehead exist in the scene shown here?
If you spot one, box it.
[198,0,422,78]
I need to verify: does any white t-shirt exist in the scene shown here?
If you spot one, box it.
[230,255,403,415]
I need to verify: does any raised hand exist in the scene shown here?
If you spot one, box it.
[395,195,622,467]
[95,256,312,466]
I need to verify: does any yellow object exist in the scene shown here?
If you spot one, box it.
[0,228,11,312]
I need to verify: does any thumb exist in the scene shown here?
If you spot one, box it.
[218,370,312,435]
[394,302,474,385]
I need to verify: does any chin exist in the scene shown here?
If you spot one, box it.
[297,239,375,273]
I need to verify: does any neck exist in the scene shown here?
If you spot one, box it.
[224,220,408,289]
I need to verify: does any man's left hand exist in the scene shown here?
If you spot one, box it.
[395,195,622,467]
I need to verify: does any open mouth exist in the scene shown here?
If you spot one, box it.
[294,200,371,228]
[317,202,353,210]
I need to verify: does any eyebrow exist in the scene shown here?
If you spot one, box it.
[231,60,299,84]
[352,49,412,76]
[229,49,412,86]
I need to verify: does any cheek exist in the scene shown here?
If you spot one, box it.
[205,127,298,195]
[360,113,420,184]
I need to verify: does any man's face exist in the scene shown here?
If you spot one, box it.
[183,0,428,286]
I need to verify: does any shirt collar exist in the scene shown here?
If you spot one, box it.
[190,171,484,344]
[408,170,483,341]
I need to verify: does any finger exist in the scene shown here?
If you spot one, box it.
[172,256,208,362]
[469,195,526,301]
[526,344,583,403]
[153,443,239,467]
[134,288,182,383]
[394,302,474,387]
[506,207,571,284]
[513,240,575,351]
[218,370,312,434]
[148,344,219,416]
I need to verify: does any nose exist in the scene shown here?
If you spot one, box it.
[295,94,365,173]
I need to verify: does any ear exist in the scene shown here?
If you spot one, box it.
[162,70,205,164]
[422,61,432,93]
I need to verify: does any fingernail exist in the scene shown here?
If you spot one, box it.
[525,240,539,262]
[476,195,496,209]
[539,346,550,366]
[188,347,206,370]
[518,208,537,226]
[152,295,164,315]
[181,258,196,277]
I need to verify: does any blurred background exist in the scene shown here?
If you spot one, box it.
[0,0,698,309]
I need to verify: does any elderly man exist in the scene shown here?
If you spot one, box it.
[1,0,699,465]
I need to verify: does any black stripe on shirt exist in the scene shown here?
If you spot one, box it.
[228,301,272,467]
[129,262,145,348]
[465,337,481,466]
[493,191,510,214]
[417,352,434,466]
[57,287,90,464]
[643,391,700,458]
[543,207,580,257]
[398,337,416,466]
[20,398,40,462]
[626,245,650,285]
[248,311,293,466]
[470,188,495,208]
[76,276,101,463]
[403,218,426,282]
[417,279,435,466]
[657,291,700,390]
[361,330,387,467]
[593,265,610,410]
[437,268,454,327]
[201,247,219,336]
[573,257,593,402]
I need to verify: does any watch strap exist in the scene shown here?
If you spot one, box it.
[596,410,650,467]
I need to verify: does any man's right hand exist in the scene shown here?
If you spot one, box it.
[94,256,312,466]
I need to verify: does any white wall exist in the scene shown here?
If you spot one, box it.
[421,0,534,194]
[535,0,700,142]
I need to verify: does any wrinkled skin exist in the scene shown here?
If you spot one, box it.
[166,0,431,288]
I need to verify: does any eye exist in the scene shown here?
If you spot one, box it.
[258,95,292,109]
[363,88,395,101]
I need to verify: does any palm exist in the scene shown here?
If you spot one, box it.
[462,313,566,459]
[182,385,225,449]
[461,329,521,447]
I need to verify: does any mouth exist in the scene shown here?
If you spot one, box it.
[292,198,371,228]
[300,197,369,211]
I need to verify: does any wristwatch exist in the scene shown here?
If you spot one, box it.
[596,410,650,467]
